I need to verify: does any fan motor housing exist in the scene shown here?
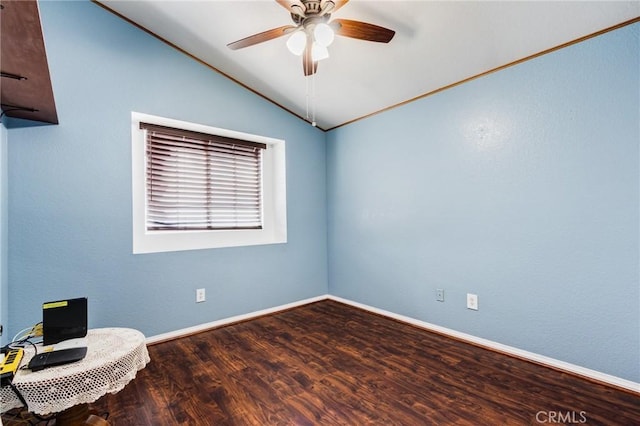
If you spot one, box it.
[304,1,322,14]
[293,2,333,26]
[291,0,331,24]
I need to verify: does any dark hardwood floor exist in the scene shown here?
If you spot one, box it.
[9,300,638,425]
[97,300,638,425]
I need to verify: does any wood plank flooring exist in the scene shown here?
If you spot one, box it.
[36,301,640,424]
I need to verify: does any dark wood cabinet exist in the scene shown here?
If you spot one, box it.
[1,0,58,124]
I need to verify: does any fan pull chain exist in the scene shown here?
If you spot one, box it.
[305,74,310,122]
[311,71,317,127]
[305,72,317,127]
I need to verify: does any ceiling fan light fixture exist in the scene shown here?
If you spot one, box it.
[314,22,334,47]
[311,42,329,61]
[228,0,396,78]
[286,31,307,55]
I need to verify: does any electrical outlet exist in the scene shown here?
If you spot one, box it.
[467,293,478,310]
[436,289,445,302]
[196,288,206,303]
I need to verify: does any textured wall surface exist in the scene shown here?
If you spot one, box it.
[7,1,327,338]
[4,1,638,385]
[327,23,639,382]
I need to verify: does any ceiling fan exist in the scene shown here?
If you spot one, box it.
[227,0,395,76]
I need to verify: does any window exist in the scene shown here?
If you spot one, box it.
[142,123,265,231]
[132,112,287,253]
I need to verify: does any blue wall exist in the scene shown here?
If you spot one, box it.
[5,1,638,384]
[6,1,327,338]
[327,23,639,382]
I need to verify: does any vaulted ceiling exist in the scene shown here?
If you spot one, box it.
[98,1,639,130]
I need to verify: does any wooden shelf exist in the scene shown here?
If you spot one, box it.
[1,0,58,125]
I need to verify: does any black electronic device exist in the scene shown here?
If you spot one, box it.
[42,297,88,346]
[27,347,87,372]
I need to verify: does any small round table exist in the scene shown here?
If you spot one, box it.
[1,328,150,424]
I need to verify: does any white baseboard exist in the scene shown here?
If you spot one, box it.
[145,295,328,345]
[328,295,640,394]
[146,293,639,394]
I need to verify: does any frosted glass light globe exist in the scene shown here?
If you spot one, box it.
[314,23,335,47]
[311,42,329,61]
[287,31,307,56]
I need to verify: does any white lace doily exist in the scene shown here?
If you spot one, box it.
[1,328,150,415]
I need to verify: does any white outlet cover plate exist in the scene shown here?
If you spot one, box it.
[467,293,478,310]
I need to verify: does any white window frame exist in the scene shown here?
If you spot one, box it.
[132,112,287,254]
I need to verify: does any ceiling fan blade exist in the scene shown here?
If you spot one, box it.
[227,25,297,50]
[302,45,318,76]
[330,19,395,43]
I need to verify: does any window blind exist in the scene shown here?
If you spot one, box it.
[140,123,266,231]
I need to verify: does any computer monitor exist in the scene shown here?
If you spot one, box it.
[42,297,88,346]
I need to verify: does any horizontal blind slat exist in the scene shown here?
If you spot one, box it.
[141,122,267,150]
[145,126,263,231]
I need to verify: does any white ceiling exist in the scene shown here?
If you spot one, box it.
[98,1,639,130]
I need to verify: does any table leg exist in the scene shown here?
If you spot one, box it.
[54,403,109,426]
[85,414,110,426]
[55,403,89,425]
